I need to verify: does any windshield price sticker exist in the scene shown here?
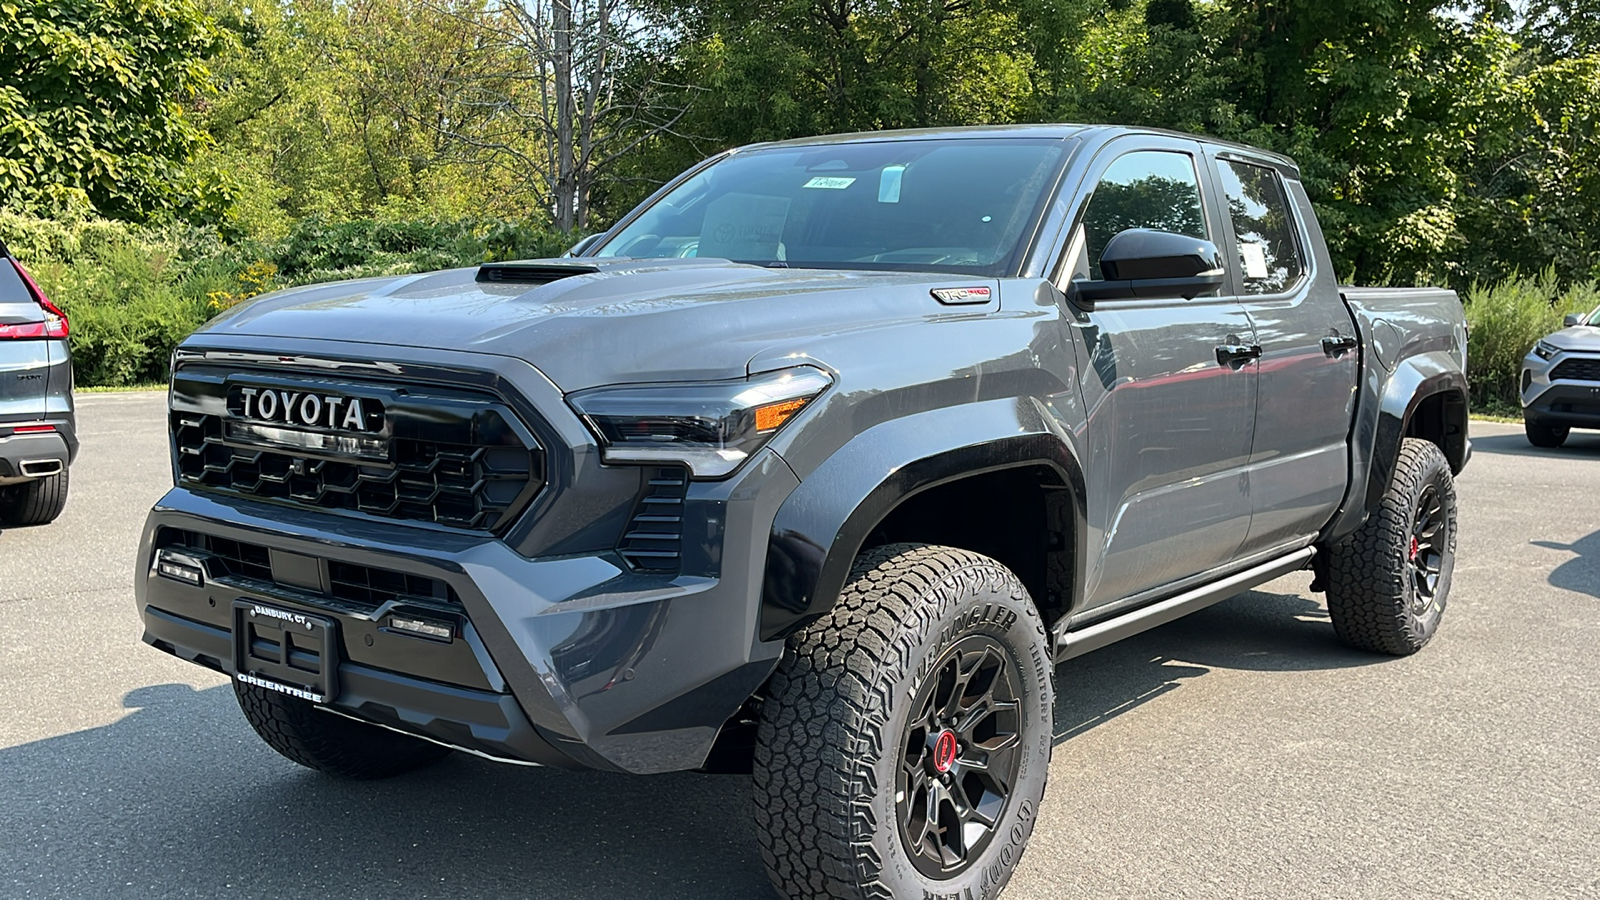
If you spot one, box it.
[803,176,856,190]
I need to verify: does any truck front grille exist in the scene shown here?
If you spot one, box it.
[1551,357,1600,382]
[169,377,544,533]
[616,466,688,573]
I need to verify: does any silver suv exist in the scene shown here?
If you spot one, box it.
[1522,304,1600,447]
[0,241,74,525]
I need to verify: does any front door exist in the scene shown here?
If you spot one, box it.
[1057,141,1259,612]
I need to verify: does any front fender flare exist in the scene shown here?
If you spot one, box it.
[760,399,1086,641]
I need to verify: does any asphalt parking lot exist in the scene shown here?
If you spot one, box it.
[2,391,1597,899]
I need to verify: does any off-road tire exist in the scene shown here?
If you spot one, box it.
[1325,438,1458,655]
[235,681,451,779]
[753,544,1054,900]
[0,468,69,526]
[1524,417,1569,448]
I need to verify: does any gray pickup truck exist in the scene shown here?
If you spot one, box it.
[136,125,1469,900]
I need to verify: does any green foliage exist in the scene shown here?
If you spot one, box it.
[0,0,230,222]
[1464,268,1599,410]
[0,213,570,386]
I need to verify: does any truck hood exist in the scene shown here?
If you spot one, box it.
[198,258,995,390]
[1547,324,1600,352]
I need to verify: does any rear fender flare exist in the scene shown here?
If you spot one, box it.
[759,399,1087,641]
[1325,350,1467,542]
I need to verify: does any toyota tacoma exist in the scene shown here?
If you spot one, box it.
[136,125,1470,900]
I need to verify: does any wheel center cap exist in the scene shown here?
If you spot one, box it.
[933,730,959,773]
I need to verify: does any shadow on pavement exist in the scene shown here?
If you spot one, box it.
[1470,429,1600,459]
[1531,529,1600,599]
[1053,587,1380,742]
[1,589,1376,898]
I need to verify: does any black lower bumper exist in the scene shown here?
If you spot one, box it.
[143,606,583,767]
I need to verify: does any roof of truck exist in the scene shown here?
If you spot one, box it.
[742,124,1300,174]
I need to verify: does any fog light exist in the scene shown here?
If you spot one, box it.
[155,549,205,587]
[388,615,454,642]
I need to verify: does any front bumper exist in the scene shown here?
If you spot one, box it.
[1522,349,1600,428]
[137,450,799,774]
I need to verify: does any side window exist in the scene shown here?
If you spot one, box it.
[1079,151,1208,281]
[1216,160,1304,294]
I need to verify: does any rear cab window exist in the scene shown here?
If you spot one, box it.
[1215,159,1305,295]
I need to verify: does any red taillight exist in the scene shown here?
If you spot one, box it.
[5,260,67,339]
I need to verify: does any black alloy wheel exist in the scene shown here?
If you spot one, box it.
[897,636,1024,878]
[1408,483,1446,613]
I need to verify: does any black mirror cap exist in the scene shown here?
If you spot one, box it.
[1099,229,1225,282]
[564,233,606,258]
[1564,313,1583,328]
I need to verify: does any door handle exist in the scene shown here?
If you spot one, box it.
[1215,343,1262,366]
[1321,334,1358,356]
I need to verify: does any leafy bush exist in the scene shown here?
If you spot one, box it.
[0,214,576,386]
[1464,268,1599,412]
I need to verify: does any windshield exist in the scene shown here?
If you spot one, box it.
[1588,305,1600,326]
[594,139,1068,276]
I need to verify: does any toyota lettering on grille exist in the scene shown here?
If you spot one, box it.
[229,386,384,433]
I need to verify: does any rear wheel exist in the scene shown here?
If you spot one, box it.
[234,681,451,779]
[753,544,1053,900]
[1325,438,1458,655]
[0,468,69,526]
[1524,416,1570,448]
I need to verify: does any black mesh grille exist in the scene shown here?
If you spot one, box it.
[616,467,688,573]
[158,528,458,610]
[1551,357,1600,382]
[172,405,541,532]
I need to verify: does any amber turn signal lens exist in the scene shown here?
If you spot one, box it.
[755,397,809,432]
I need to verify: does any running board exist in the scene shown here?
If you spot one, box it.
[1055,547,1316,661]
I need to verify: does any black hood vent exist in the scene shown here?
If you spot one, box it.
[476,261,600,285]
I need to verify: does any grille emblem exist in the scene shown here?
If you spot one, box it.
[231,386,383,433]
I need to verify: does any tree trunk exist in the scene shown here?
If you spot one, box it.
[553,0,576,231]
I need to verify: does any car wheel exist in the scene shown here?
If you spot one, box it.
[235,681,451,779]
[1524,416,1570,448]
[0,468,69,526]
[753,544,1053,900]
[1325,437,1458,655]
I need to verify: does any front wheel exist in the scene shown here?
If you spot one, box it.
[753,544,1054,900]
[1325,437,1458,655]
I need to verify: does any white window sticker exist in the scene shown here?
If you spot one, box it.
[1240,242,1270,280]
[803,176,856,190]
[697,193,791,261]
[878,166,904,203]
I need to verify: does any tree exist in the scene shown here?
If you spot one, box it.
[0,0,228,222]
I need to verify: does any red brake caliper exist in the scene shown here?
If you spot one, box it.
[1409,536,1420,561]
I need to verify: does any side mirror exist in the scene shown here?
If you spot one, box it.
[564,233,605,258]
[1564,313,1583,328]
[1069,229,1226,308]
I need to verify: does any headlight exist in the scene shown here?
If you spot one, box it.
[1534,340,1560,360]
[567,367,832,478]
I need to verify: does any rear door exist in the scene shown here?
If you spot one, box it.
[1204,149,1360,556]
[0,248,50,421]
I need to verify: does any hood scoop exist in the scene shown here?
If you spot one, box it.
[476,260,601,285]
